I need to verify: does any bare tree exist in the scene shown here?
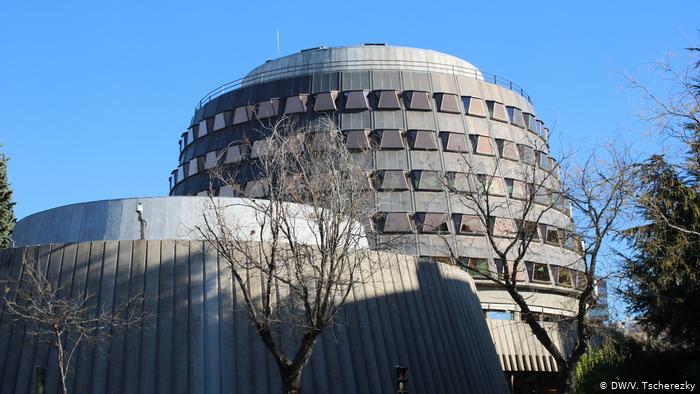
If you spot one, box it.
[1,252,144,394]
[440,135,636,392]
[627,47,700,238]
[197,116,376,394]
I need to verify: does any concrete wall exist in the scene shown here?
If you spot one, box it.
[12,197,340,248]
[0,242,508,394]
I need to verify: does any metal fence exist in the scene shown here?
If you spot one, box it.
[195,58,532,111]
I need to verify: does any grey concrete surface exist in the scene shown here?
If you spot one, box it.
[12,196,344,247]
[0,242,509,394]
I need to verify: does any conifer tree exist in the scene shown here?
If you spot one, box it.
[0,147,15,249]
[622,46,700,350]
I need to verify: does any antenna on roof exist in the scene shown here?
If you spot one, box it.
[276,29,280,57]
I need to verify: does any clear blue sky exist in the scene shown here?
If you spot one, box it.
[1,0,698,220]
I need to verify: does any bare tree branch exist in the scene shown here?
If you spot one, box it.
[1,251,145,394]
[196,116,379,393]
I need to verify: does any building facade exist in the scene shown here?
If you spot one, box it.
[4,197,509,393]
[1,44,584,393]
[170,45,582,389]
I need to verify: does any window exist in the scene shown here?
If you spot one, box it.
[344,90,370,110]
[469,134,495,156]
[537,120,546,136]
[417,213,450,233]
[516,220,540,241]
[432,256,455,265]
[563,231,575,250]
[488,216,514,237]
[551,191,564,210]
[345,130,371,151]
[528,115,539,132]
[380,212,414,233]
[218,186,235,197]
[506,106,526,128]
[284,94,309,114]
[373,170,409,191]
[411,170,442,191]
[546,226,562,246]
[486,101,508,122]
[533,186,550,205]
[245,179,269,198]
[462,96,486,117]
[232,106,252,125]
[404,91,432,111]
[556,267,574,287]
[495,139,520,161]
[550,158,559,177]
[188,158,200,176]
[486,310,512,320]
[518,144,536,165]
[504,178,527,200]
[374,129,405,150]
[407,130,437,150]
[453,214,484,235]
[313,91,339,112]
[526,262,551,283]
[466,258,489,278]
[495,260,527,282]
[537,151,551,170]
[204,151,218,169]
[440,132,469,152]
[224,144,247,163]
[213,112,228,131]
[523,113,535,132]
[476,175,505,196]
[256,98,280,119]
[250,140,270,159]
[197,120,208,138]
[446,172,471,192]
[375,90,401,110]
[435,93,461,113]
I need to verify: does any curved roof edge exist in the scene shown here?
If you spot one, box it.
[12,196,367,247]
[242,44,483,86]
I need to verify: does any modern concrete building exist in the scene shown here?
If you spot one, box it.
[2,197,509,393]
[170,45,582,391]
[1,44,581,393]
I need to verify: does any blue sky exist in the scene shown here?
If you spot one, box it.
[1,0,698,219]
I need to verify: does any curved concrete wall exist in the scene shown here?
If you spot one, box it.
[13,197,342,248]
[0,242,509,394]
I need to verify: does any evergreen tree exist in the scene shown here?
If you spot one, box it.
[0,147,15,249]
[622,47,700,351]
[622,154,700,349]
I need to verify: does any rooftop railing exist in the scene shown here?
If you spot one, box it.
[195,58,532,111]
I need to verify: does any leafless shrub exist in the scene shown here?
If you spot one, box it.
[1,252,144,394]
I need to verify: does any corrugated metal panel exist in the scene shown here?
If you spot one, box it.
[0,242,509,394]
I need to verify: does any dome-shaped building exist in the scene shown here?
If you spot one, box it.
[1,44,581,394]
[171,44,582,391]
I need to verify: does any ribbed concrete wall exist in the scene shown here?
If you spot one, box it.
[486,320,573,373]
[0,241,509,394]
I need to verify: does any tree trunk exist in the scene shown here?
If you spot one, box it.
[281,366,303,394]
[53,329,68,394]
[56,349,68,394]
[558,365,575,394]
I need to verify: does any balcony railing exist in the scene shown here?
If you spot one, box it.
[194,58,532,111]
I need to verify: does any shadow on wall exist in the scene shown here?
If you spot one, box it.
[0,241,509,394]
